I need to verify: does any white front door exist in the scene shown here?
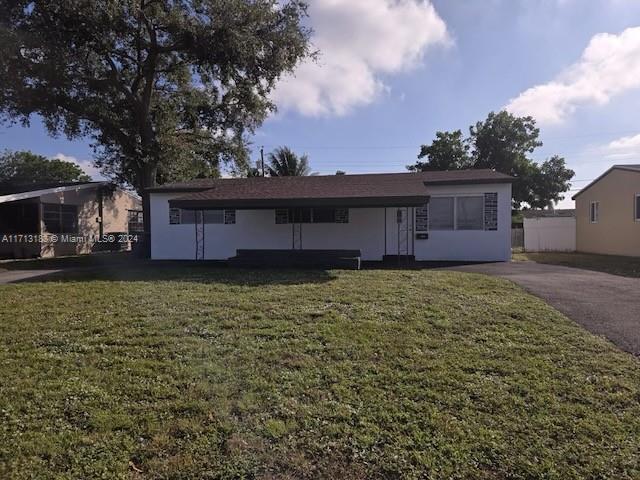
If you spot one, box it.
[292,223,302,249]
[396,207,411,257]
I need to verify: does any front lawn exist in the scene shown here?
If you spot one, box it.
[1,267,639,479]
[514,252,640,278]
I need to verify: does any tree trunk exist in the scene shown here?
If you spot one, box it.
[140,164,157,258]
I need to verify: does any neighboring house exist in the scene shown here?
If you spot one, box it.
[0,181,142,259]
[148,170,513,263]
[522,209,576,252]
[573,164,640,257]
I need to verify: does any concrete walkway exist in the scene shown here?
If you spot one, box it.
[0,269,63,284]
[444,261,640,355]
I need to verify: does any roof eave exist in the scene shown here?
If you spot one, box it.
[573,165,640,200]
[169,195,430,210]
[147,186,213,193]
[423,178,514,186]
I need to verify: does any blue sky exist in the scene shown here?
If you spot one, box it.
[2,0,640,208]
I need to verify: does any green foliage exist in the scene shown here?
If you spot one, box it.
[0,0,311,192]
[409,111,575,209]
[0,150,91,183]
[1,266,639,479]
[409,130,473,171]
[267,146,312,176]
[529,155,576,209]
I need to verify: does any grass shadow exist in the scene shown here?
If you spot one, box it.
[11,261,338,286]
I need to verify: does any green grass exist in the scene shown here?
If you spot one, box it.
[1,266,639,479]
[0,252,134,271]
[514,252,640,278]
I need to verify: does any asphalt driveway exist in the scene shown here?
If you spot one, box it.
[445,261,640,355]
[0,269,64,284]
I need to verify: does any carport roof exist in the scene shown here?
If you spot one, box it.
[0,181,105,204]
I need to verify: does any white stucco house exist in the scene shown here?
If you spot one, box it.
[147,169,513,266]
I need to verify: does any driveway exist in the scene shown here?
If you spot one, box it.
[445,261,640,355]
[0,269,65,284]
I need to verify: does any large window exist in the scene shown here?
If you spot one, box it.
[169,208,235,225]
[590,201,599,224]
[275,208,349,224]
[428,196,490,231]
[429,197,454,230]
[42,203,78,234]
[456,196,484,230]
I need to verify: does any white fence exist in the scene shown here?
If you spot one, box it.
[523,217,576,252]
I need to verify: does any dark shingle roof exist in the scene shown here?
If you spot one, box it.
[152,170,513,209]
[149,169,513,193]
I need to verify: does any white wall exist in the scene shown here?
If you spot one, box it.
[412,183,512,262]
[150,182,512,262]
[524,217,576,252]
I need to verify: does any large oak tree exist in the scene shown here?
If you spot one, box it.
[0,0,312,250]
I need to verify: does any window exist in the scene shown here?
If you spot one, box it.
[203,210,224,224]
[169,208,235,225]
[312,207,337,223]
[180,209,197,224]
[429,197,454,230]
[635,195,640,222]
[169,208,181,224]
[290,207,312,223]
[274,208,349,224]
[590,201,599,223]
[415,205,428,232]
[456,196,484,230]
[42,204,78,234]
[128,210,144,233]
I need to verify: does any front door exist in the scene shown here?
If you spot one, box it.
[292,223,302,249]
[396,208,410,258]
[195,210,205,260]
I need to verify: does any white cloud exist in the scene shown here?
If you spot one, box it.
[272,0,450,116]
[53,153,104,180]
[505,26,640,124]
[602,133,640,159]
[608,133,640,151]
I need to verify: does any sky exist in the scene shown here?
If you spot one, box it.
[2,0,640,208]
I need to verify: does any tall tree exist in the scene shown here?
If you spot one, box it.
[529,155,575,209]
[0,150,91,183]
[408,111,574,209]
[267,147,311,176]
[0,0,312,251]
[470,111,545,207]
[408,130,472,172]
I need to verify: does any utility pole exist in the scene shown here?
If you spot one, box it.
[260,146,265,177]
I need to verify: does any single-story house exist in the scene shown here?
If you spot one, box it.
[573,164,640,257]
[522,209,576,252]
[148,169,513,264]
[0,181,142,259]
